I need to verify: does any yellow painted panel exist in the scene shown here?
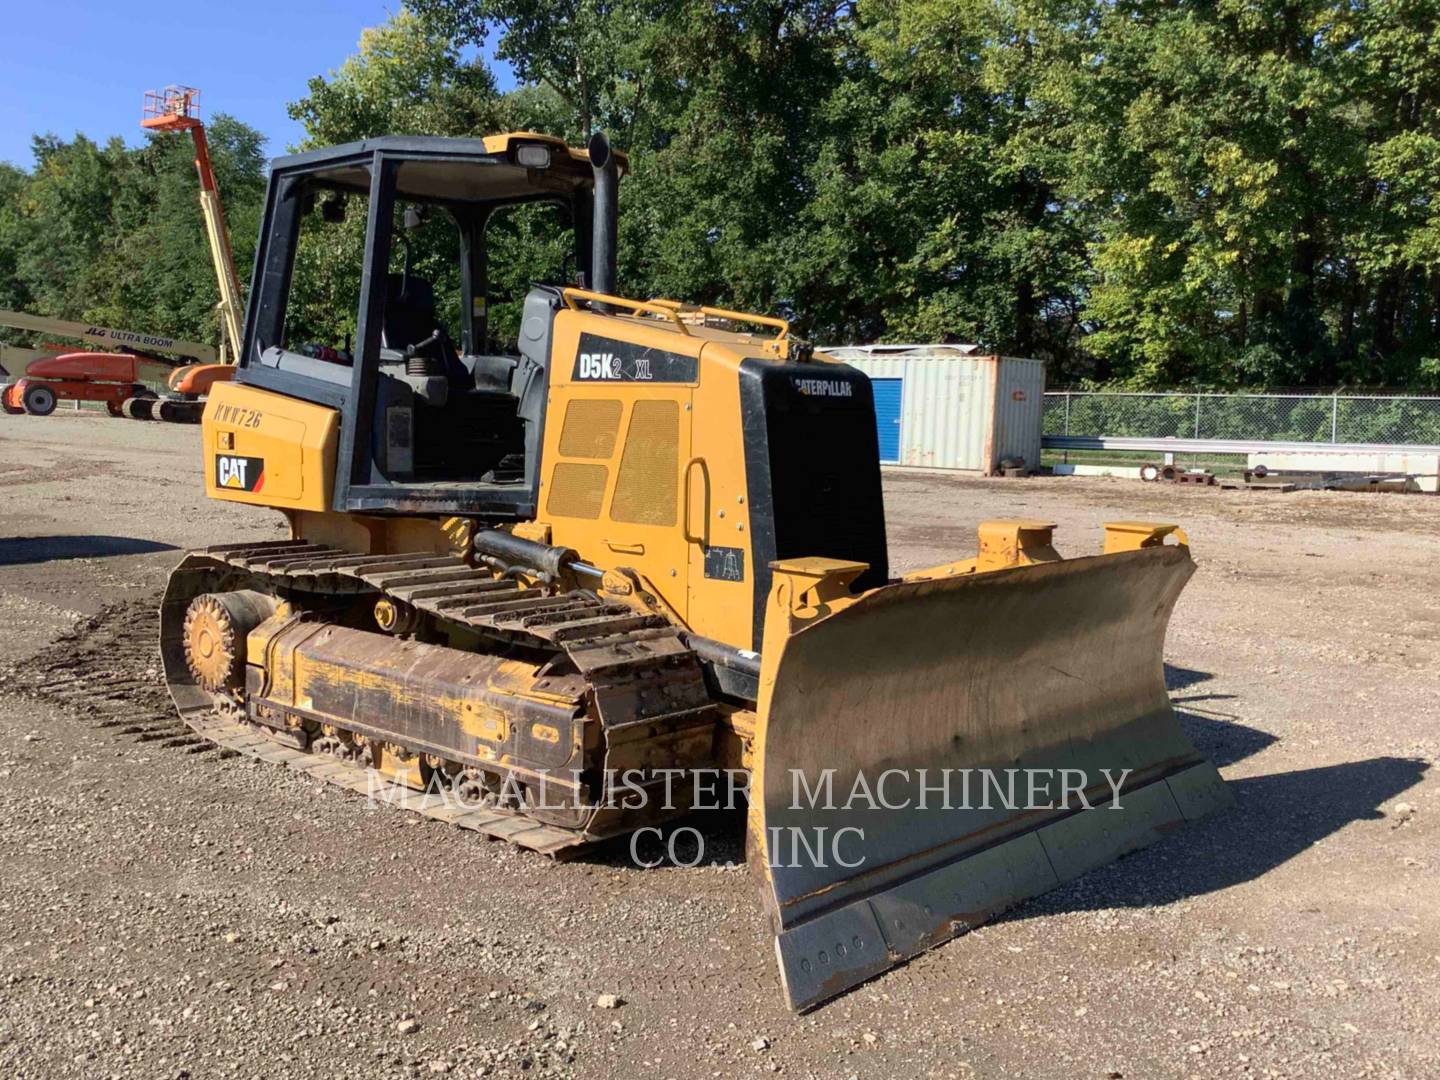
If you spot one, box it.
[538,309,698,623]
[686,342,762,649]
[611,399,679,526]
[202,381,338,512]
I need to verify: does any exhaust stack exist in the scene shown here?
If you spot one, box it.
[589,131,618,301]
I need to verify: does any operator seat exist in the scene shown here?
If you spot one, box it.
[382,273,437,352]
[381,274,470,385]
[383,273,523,396]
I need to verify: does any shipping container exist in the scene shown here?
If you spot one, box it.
[823,344,1046,474]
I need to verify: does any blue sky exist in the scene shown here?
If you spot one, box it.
[2,0,514,169]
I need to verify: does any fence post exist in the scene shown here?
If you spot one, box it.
[1194,392,1202,439]
[1330,393,1339,443]
[1064,392,1072,435]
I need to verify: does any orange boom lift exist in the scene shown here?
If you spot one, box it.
[0,308,216,417]
[128,86,244,421]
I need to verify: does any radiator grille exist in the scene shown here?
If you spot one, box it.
[546,462,608,519]
[610,399,679,526]
[558,398,623,459]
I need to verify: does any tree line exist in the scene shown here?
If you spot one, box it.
[2,0,1438,389]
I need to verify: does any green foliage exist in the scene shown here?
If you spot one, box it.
[405,0,663,138]
[393,0,1440,385]
[1042,0,1440,387]
[288,10,505,144]
[4,1,1440,387]
[284,8,570,348]
[283,11,500,348]
[0,119,265,352]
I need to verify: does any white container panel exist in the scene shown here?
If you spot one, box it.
[910,355,994,470]
[992,357,1047,470]
[824,347,1045,473]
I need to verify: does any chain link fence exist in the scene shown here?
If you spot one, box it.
[1044,391,1440,446]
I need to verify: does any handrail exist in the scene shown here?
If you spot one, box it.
[563,288,799,355]
[648,299,790,342]
[561,288,692,335]
[697,305,790,343]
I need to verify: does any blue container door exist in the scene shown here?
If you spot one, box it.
[871,377,903,463]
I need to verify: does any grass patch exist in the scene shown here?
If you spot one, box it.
[1042,448,1250,478]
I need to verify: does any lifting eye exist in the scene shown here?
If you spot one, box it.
[514,143,551,169]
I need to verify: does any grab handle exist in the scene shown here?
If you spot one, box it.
[683,457,710,545]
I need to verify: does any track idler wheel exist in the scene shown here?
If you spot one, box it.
[454,767,512,809]
[313,727,362,762]
[520,778,592,830]
[182,590,277,693]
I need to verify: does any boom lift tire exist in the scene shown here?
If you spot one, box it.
[22,383,57,416]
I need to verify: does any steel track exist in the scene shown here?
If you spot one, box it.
[159,540,718,857]
[5,584,701,859]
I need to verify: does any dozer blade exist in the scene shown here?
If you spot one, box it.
[748,540,1230,1012]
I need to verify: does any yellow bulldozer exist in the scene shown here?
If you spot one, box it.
[161,130,1229,1011]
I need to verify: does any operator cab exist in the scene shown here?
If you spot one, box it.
[236,133,622,517]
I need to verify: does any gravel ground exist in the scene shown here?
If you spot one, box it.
[0,411,1436,1080]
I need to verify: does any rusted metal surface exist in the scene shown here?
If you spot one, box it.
[187,712,586,855]
[8,596,588,856]
[748,543,1230,1011]
[191,540,637,647]
[253,619,589,779]
[181,589,276,692]
[160,542,720,853]
[1174,470,1217,486]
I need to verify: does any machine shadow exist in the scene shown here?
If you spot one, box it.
[585,755,1423,894]
[1177,708,1276,768]
[1021,754,1428,917]
[587,808,750,871]
[1163,663,1255,766]
[0,535,178,566]
[1164,663,1215,691]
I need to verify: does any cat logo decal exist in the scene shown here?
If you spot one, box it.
[215,454,265,493]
